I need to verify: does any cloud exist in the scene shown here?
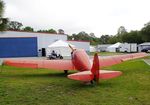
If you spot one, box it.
[4,0,150,37]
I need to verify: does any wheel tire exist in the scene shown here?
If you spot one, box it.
[60,56,63,59]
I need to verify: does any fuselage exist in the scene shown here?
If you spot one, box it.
[72,49,91,71]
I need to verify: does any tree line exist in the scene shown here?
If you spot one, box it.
[99,23,150,44]
[7,21,65,34]
[68,22,150,45]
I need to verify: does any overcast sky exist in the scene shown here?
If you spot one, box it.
[3,0,150,37]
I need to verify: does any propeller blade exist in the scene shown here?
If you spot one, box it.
[68,44,74,52]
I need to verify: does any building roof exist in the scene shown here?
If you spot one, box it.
[67,40,90,42]
[139,42,150,46]
[3,30,67,36]
[97,44,112,47]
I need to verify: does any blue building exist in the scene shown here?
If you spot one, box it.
[0,31,67,58]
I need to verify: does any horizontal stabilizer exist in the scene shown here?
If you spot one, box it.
[67,70,122,82]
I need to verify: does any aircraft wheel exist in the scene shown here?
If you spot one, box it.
[64,70,68,74]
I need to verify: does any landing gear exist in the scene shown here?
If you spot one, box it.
[82,81,94,85]
[0,62,4,73]
[64,70,68,74]
[90,80,94,84]
[83,80,99,85]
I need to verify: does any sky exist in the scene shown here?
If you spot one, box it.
[3,0,150,37]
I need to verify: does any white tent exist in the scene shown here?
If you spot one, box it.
[90,46,96,52]
[46,40,75,58]
[106,42,122,52]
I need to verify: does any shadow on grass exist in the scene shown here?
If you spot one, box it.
[1,71,116,89]
[0,72,71,78]
[0,67,117,89]
[67,80,115,90]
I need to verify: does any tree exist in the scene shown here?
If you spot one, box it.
[89,33,96,38]
[8,21,23,30]
[141,21,150,42]
[77,31,90,41]
[0,0,8,31]
[23,26,34,32]
[58,29,65,34]
[0,0,3,16]
[144,21,150,27]
[47,29,57,34]
[100,35,110,44]
[68,31,100,45]
[121,31,143,44]
[107,36,118,44]
[117,26,127,35]
[37,29,57,34]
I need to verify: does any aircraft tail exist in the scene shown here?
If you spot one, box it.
[91,53,100,83]
[67,53,122,83]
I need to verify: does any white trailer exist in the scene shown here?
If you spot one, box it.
[130,43,137,52]
[119,43,137,52]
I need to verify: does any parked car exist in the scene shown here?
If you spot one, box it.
[141,47,150,52]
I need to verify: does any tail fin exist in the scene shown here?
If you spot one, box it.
[91,53,100,83]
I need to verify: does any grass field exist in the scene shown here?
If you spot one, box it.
[0,57,150,105]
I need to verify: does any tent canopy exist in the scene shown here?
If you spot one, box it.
[47,40,75,58]
[48,40,75,48]
[106,42,122,52]
[108,42,122,48]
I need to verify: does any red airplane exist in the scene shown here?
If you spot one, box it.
[3,47,147,84]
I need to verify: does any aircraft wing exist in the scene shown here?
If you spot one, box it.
[4,59,75,70]
[67,70,122,82]
[99,52,148,67]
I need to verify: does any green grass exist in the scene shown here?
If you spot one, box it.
[90,52,125,56]
[0,57,150,105]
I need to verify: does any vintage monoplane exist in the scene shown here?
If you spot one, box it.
[3,46,147,84]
